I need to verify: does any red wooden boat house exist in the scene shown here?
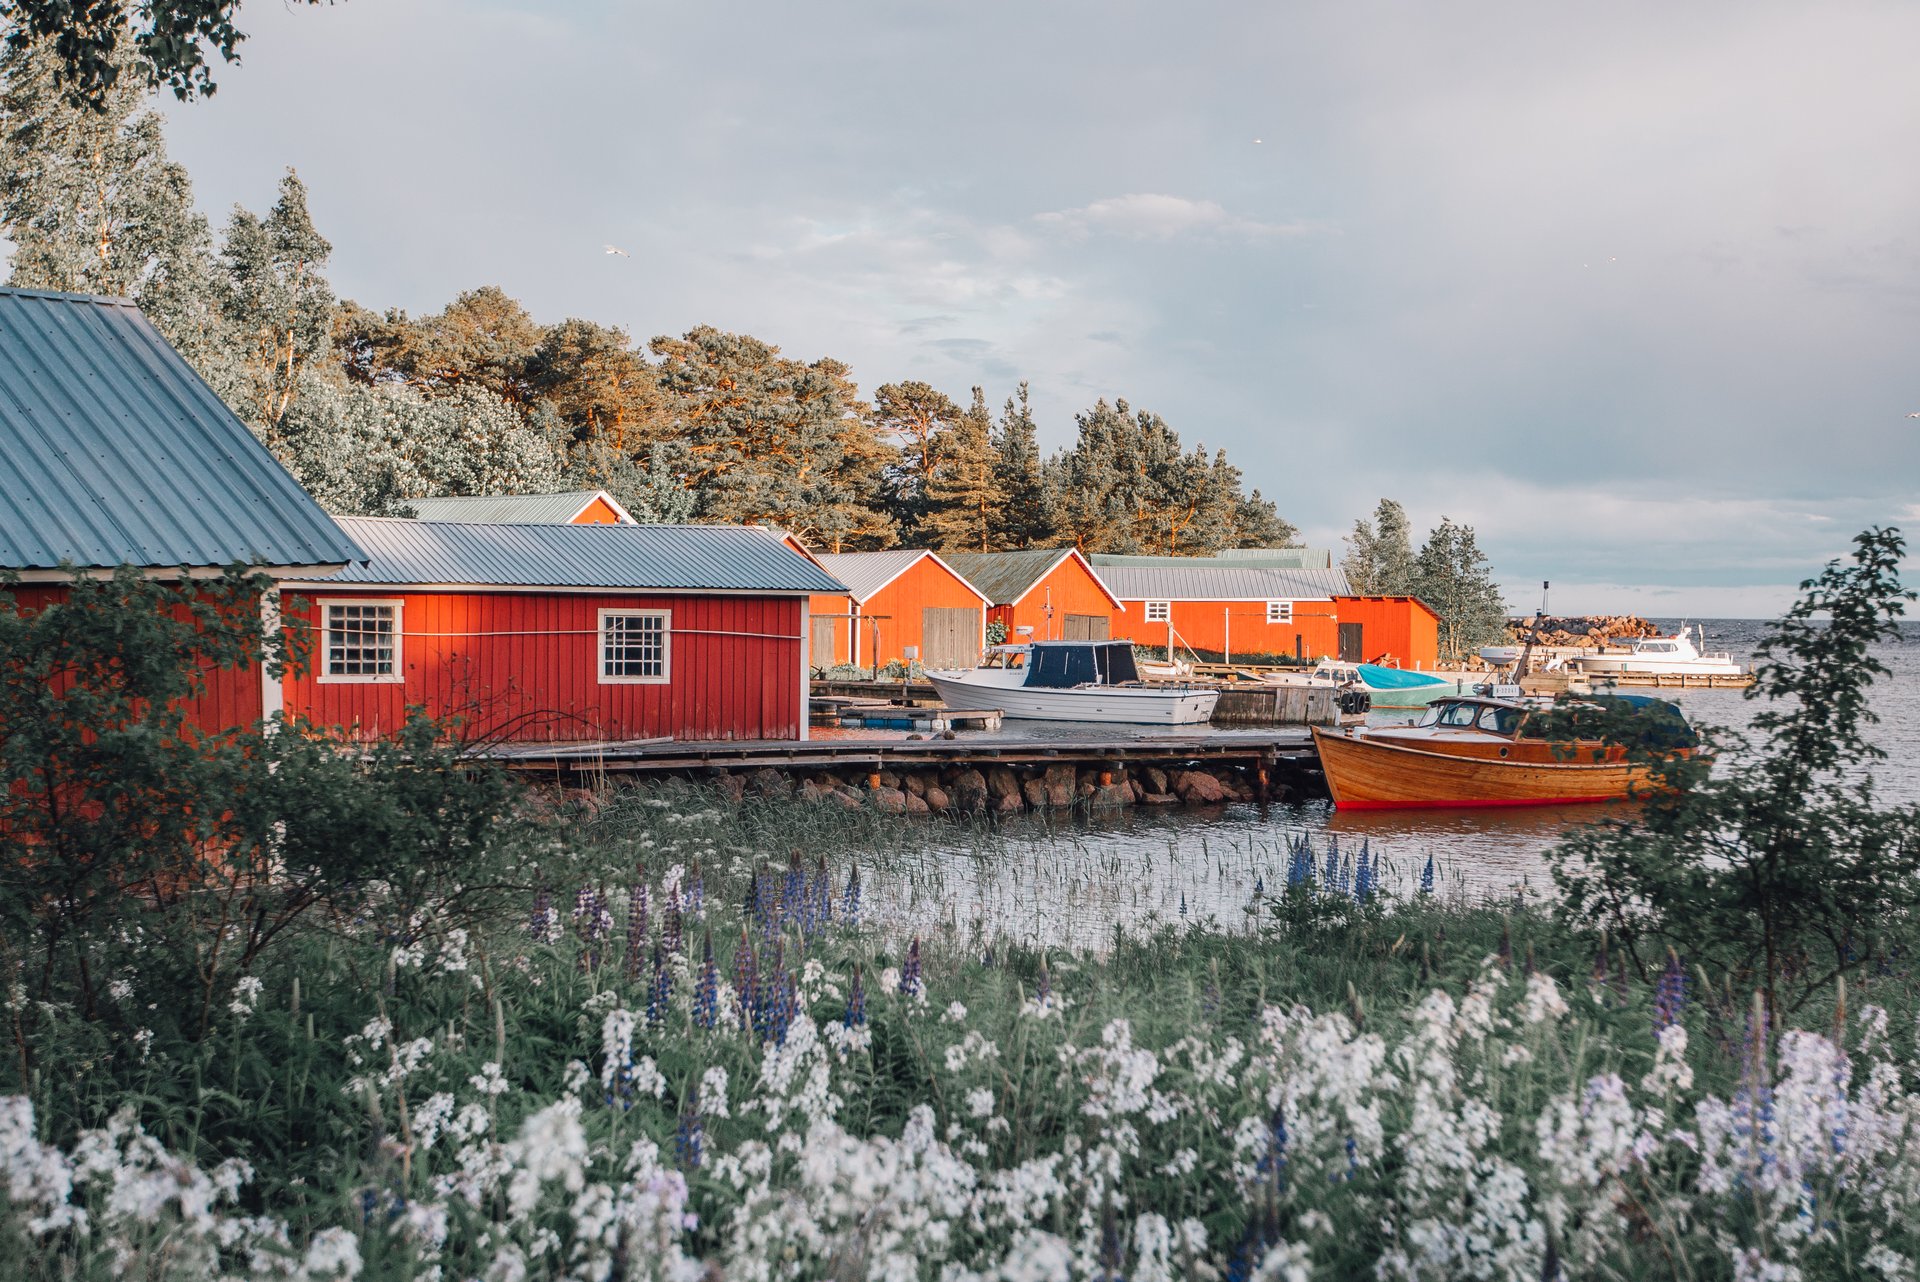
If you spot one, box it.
[940,548,1124,643]
[279,518,846,743]
[807,549,990,671]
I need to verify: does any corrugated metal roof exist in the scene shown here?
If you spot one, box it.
[812,549,928,602]
[0,287,363,571]
[317,518,847,593]
[403,490,631,524]
[1210,547,1334,569]
[940,548,1118,609]
[1089,557,1351,601]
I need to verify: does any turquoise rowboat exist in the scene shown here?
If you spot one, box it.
[1355,663,1460,708]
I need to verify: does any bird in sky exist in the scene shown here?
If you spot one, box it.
[604,244,631,257]
[1908,411,1920,418]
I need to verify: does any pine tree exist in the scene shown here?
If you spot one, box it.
[1344,499,1416,594]
[528,317,664,451]
[0,26,230,375]
[920,387,1000,551]
[990,382,1057,548]
[218,169,334,428]
[871,380,963,539]
[1411,517,1509,660]
[337,285,545,406]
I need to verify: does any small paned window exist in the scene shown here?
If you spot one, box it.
[1144,600,1171,622]
[1265,600,1293,624]
[323,601,402,682]
[601,610,671,682]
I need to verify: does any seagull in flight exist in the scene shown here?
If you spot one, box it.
[604,244,631,257]
[1908,411,1920,418]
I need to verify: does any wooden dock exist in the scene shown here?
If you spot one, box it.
[485,731,1317,778]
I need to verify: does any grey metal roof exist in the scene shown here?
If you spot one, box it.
[316,517,847,593]
[812,549,927,602]
[940,548,1122,607]
[0,287,363,571]
[1210,547,1334,569]
[1089,557,1351,601]
[402,490,631,524]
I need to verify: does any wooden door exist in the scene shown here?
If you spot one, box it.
[1063,613,1110,640]
[920,607,980,669]
[1338,622,1364,662]
[809,615,838,669]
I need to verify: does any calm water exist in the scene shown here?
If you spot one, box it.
[857,619,1920,949]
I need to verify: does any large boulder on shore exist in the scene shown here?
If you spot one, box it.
[950,768,988,809]
[869,787,908,814]
[1044,764,1078,808]
[924,786,951,811]
[987,766,1021,801]
[1023,778,1048,809]
[1174,770,1229,803]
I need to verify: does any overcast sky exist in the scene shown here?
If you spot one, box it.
[157,0,1920,617]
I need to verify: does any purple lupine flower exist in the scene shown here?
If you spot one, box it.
[1420,853,1435,896]
[1287,836,1311,887]
[1321,843,1339,888]
[529,886,555,942]
[755,939,785,1042]
[783,850,805,927]
[626,879,650,979]
[815,855,833,928]
[676,1082,703,1170]
[843,864,863,923]
[687,859,704,917]
[733,930,757,1032]
[663,898,684,956]
[900,938,922,997]
[1179,891,1188,918]
[1353,844,1375,903]
[695,932,719,1030]
[647,944,672,1027]
[1653,950,1689,1033]
[624,911,647,983]
[845,965,867,1028]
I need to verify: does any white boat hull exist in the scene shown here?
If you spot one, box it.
[1568,655,1745,677]
[926,671,1220,725]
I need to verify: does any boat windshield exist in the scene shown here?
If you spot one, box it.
[1434,703,1480,728]
[1478,705,1523,736]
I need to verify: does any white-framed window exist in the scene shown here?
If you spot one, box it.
[1144,600,1171,623]
[599,609,671,683]
[319,598,403,683]
[1266,600,1294,624]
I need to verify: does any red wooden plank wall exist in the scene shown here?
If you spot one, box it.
[994,558,1120,641]
[280,590,804,742]
[5,583,265,736]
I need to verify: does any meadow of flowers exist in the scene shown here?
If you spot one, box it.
[7,788,1920,1281]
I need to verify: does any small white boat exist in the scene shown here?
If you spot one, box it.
[1262,659,1359,690]
[927,642,1220,725]
[1566,626,1745,678]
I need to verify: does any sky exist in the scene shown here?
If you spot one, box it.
[153,0,1920,617]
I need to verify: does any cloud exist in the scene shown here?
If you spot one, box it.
[1035,193,1322,242]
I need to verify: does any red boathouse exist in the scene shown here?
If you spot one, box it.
[279,518,846,743]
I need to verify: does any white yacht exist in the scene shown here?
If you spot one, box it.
[927,641,1220,726]
[1566,626,1745,678]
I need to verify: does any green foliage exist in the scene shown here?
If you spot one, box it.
[990,382,1059,549]
[1410,515,1507,659]
[0,0,317,107]
[0,568,526,1065]
[1051,398,1295,555]
[1549,527,1920,1017]
[1343,498,1417,595]
[919,386,1000,552]
[218,169,334,427]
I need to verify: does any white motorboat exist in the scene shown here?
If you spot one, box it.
[927,641,1220,726]
[1566,626,1745,678]
[1262,659,1359,690]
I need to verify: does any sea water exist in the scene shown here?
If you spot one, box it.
[857,619,1920,950]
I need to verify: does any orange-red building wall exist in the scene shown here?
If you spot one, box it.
[281,589,805,742]
[1107,595,1439,668]
[1335,596,1440,669]
[1108,598,1341,661]
[808,592,856,666]
[808,558,984,669]
[989,558,1121,641]
[573,497,624,524]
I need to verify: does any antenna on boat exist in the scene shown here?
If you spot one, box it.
[1509,581,1550,688]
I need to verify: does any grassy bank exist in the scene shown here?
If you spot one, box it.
[7,788,1920,1280]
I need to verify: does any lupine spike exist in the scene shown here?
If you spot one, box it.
[663,898,684,956]
[1420,853,1435,896]
[647,944,672,1027]
[843,865,863,923]
[694,932,719,1030]
[900,938,922,996]
[687,858,704,916]
[733,930,757,1031]
[845,965,867,1028]
[676,1082,703,1170]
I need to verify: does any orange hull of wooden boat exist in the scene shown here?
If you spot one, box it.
[1309,725,1667,810]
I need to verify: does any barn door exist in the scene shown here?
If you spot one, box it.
[1338,622,1364,663]
[1063,613,1110,640]
[809,616,838,670]
[919,607,980,669]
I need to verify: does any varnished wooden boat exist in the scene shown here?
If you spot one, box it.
[1310,695,1688,810]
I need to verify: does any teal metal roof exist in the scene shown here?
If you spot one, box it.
[318,517,847,594]
[403,490,632,524]
[0,288,363,572]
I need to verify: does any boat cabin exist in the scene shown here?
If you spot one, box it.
[1399,694,1695,750]
[982,640,1144,688]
